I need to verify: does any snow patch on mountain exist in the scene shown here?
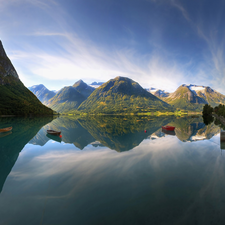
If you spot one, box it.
[189,86,206,92]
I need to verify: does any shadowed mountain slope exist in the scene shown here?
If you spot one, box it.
[46,80,95,113]
[29,84,56,105]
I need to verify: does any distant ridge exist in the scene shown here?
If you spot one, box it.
[46,80,95,113]
[163,84,225,111]
[146,87,170,98]
[29,84,56,105]
[89,81,104,88]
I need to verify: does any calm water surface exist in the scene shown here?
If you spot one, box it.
[0,115,225,225]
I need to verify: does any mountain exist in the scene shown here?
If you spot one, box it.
[0,41,53,115]
[0,116,53,193]
[72,79,95,98]
[146,87,170,98]
[78,76,174,114]
[28,115,172,152]
[162,84,225,111]
[29,84,56,104]
[78,115,172,152]
[89,81,104,88]
[46,80,94,113]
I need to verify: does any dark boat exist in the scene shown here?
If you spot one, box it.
[162,125,175,131]
[46,133,62,143]
[0,126,12,133]
[47,130,61,136]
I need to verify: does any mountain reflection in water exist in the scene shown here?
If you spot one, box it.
[0,115,224,225]
[0,116,53,194]
[29,116,220,151]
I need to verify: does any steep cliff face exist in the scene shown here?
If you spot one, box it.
[0,41,19,84]
[0,41,53,115]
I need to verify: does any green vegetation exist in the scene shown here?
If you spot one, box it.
[78,115,172,151]
[214,104,225,117]
[72,79,95,98]
[0,41,53,116]
[202,104,213,116]
[202,104,214,125]
[162,85,225,112]
[162,86,206,111]
[46,86,86,113]
[78,76,174,114]
[0,76,53,115]
[46,80,95,113]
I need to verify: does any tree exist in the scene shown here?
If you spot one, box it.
[202,104,213,116]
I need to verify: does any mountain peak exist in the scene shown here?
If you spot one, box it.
[0,41,53,115]
[73,79,86,88]
[0,41,7,58]
[78,76,173,113]
[0,40,19,82]
[30,84,46,89]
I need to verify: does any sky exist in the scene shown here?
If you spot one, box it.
[1,0,225,93]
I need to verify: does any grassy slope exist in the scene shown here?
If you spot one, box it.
[78,77,174,114]
[47,86,86,113]
[162,86,205,112]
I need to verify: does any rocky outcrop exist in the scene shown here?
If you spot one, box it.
[0,41,19,84]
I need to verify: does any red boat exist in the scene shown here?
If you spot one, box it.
[162,125,175,131]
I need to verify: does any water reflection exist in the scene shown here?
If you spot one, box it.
[0,116,53,193]
[1,115,225,225]
[1,132,225,225]
[46,133,62,143]
[29,116,221,151]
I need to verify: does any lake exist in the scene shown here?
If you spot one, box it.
[0,115,225,225]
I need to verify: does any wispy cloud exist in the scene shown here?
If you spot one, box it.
[10,31,190,92]
[169,0,225,93]
[2,0,225,93]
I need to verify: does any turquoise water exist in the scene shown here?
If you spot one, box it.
[0,116,225,225]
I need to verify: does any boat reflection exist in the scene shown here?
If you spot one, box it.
[46,133,62,143]
[29,115,221,152]
[0,131,12,138]
[162,129,176,136]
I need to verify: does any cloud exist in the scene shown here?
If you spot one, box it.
[10,31,190,92]
[3,0,225,93]
[169,0,225,93]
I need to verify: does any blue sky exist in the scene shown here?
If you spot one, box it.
[1,0,225,93]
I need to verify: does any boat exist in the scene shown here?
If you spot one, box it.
[0,126,12,133]
[47,130,61,136]
[162,125,175,131]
